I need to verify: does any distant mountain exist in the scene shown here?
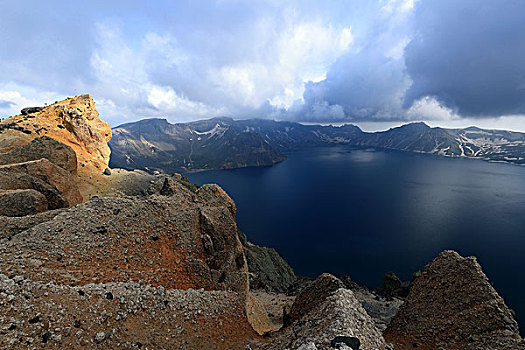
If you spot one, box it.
[109,118,286,173]
[357,122,525,162]
[109,118,525,173]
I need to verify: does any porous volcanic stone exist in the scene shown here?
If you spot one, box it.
[384,250,525,350]
[0,189,48,217]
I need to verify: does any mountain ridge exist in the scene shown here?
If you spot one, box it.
[109,117,525,173]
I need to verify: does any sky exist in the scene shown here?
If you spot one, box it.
[1,0,525,131]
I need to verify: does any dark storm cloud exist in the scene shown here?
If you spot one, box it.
[300,46,409,121]
[404,0,525,117]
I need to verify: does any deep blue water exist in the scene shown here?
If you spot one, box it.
[187,147,525,332]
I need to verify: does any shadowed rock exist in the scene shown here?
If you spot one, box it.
[289,273,346,323]
[238,230,297,293]
[384,250,525,350]
[0,189,48,217]
[21,107,42,115]
[0,209,63,239]
[0,180,247,296]
[264,274,385,350]
[0,136,77,174]
[0,171,68,210]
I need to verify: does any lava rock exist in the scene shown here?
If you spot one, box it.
[21,107,43,115]
[0,189,48,217]
[385,250,525,350]
[0,158,82,206]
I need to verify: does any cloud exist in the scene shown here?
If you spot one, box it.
[0,89,63,117]
[300,47,410,121]
[406,96,460,121]
[1,0,525,127]
[404,0,525,117]
[293,0,414,122]
[0,100,16,109]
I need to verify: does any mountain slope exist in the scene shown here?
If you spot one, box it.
[109,118,525,173]
[110,118,286,173]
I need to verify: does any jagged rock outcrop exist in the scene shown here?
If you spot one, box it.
[238,230,297,293]
[265,274,386,350]
[384,250,525,350]
[0,180,247,295]
[0,95,111,170]
[289,273,346,323]
[0,94,113,200]
[0,133,82,214]
[0,177,270,349]
[0,158,82,207]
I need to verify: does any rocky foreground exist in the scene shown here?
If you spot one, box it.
[1,95,524,349]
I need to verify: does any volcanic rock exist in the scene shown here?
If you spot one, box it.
[0,171,68,210]
[289,273,346,323]
[1,95,111,168]
[0,189,48,217]
[0,209,63,239]
[0,273,259,349]
[238,230,297,293]
[20,107,43,115]
[0,136,77,174]
[264,274,386,350]
[384,250,525,350]
[0,180,247,296]
[0,158,82,206]
[0,94,112,199]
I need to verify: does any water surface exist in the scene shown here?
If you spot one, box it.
[187,147,525,331]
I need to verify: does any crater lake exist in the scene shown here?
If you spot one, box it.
[187,146,525,332]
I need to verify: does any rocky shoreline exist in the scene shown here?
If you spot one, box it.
[0,95,524,349]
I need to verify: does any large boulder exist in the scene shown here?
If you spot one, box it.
[0,95,111,170]
[289,273,346,323]
[0,159,82,206]
[0,136,77,174]
[0,189,48,217]
[384,250,525,350]
[265,274,386,350]
[0,171,68,210]
[0,94,113,200]
[55,95,111,169]
[0,180,247,297]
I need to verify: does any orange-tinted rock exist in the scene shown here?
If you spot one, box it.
[384,250,525,350]
[0,159,82,206]
[0,95,111,169]
[0,180,247,297]
[0,94,112,199]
